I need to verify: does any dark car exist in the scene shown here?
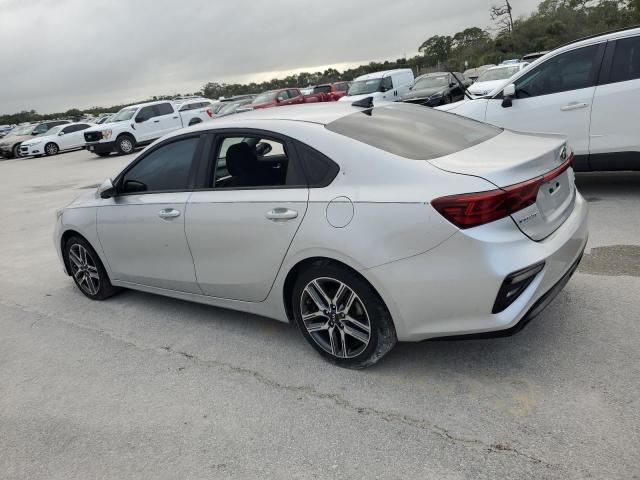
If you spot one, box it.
[400,72,469,107]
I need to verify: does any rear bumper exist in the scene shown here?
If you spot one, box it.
[364,192,589,341]
[85,141,115,154]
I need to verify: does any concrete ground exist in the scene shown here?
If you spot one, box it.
[1,149,638,479]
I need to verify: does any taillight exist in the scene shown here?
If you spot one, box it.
[206,108,213,118]
[432,153,574,229]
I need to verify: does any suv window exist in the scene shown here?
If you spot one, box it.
[137,105,157,121]
[156,103,174,115]
[514,44,601,98]
[212,135,296,189]
[610,36,640,83]
[326,104,501,160]
[122,137,199,192]
[288,89,301,98]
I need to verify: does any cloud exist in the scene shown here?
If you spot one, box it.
[0,0,540,113]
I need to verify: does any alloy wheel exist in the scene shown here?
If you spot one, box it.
[119,138,133,153]
[46,143,58,155]
[300,277,371,358]
[68,243,101,295]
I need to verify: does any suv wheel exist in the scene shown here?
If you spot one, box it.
[292,264,397,369]
[115,135,135,155]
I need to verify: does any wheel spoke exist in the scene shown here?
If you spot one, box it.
[340,291,356,315]
[304,283,329,311]
[344,315,370,333]
[312,280,332,308]
[86,265,99,279]
[343,324,368,344]
[74,268,84,280]
[339,329,348,357]
[328,327,338,356]
[69,251,82,268]
[302,310,326,322]
[306,321,329,333]
[333,282,346,304]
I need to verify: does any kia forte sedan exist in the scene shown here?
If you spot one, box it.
[55,102,588,368]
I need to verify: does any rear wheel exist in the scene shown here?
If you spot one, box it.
[64,236,120,300]
[292,264,397,369]
[44,142,59,156]
[115,134,135,155]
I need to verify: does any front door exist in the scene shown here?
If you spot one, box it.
[186,134,308,302]
[484,43,604,156]
[97,136,202,293]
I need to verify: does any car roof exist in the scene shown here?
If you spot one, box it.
[558,25,640,49]
[354,69,413,81]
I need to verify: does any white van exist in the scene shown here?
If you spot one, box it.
[339,69,414,104]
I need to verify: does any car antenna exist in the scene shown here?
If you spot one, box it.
[449,71,473,100]
[352,96,374,109]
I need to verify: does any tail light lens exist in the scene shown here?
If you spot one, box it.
[206,108,213,118]
[432,153,574,229]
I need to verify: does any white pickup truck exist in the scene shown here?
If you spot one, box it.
[83,99,214,156]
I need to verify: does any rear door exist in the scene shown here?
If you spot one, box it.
[589,35,640,169]
[155,102,182,136]
[186,131,309,302]
[483,43,605,156]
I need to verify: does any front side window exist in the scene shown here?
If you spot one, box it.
[288,89,301,98]
[312,85,332,94]
[326,103,501,160]
[277,91,290,101]
[514,44,601,98]
[121,137,199,193]
[62,125,77,134]
[609,36,640,83]
[212,135,293,189]
[381,76,393,91]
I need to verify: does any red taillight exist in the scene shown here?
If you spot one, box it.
[206,108,213,118]
[432,153,574,229]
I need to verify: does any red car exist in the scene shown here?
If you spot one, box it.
[237,88,316,112]
[308,82,351,101]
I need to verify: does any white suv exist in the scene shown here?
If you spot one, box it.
[440,27,640,171]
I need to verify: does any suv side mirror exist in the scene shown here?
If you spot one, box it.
[502,83,516,108]
[98,178,117,199]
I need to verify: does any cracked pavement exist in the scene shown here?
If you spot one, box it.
[1,151,639,479]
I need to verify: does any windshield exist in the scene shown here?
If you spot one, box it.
[110,108,137,122]
[412,75,449,90]
[252,91,278,104]
[347,79,382,96]
[219,102,244,115]
[44,126,63,136]
[477,66,520,82]
[12,125,35,136]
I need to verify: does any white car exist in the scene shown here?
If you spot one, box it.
[467,63,529,98]
[339,69,414,104]
[20,123,94,157]
[173,98,215,126]
[439,27,640,172]
[54,102,587,368]
[83,100,215,157]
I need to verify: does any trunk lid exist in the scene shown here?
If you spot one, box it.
[428,130,576,241]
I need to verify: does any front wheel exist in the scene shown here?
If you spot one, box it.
[45,142,59,156]
[292,264,397,369]
[115,135,135,155]
[64,236,120,300]
[12,144,21,158]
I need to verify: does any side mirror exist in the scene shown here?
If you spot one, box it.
[122,180,147,194]
[58,131,65,136]
[502,84,516,108]
[98,178,117,199]
[256,142,273,156]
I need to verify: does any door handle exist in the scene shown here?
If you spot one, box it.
[172,116,179,119]
[158,208,181,220]
[561,102,588,111]
[265,208,298,222]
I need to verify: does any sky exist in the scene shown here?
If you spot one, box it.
[0,0,541,114]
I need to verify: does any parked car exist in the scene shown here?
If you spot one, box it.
[0,120,70,158]
[467,63,529,98]
[339,69,414,104]
[55,102,587,368]
[236,88,321,112]
[20,122,94,157]
[438,26,640,171]
[401,72,470,106]
[94,115,114,125]
[463,65,496,82]
[0,124,16,138]
[308,82,351,101]
[215,98,254,117]
[83,100,213,156]
[173,98,215,125]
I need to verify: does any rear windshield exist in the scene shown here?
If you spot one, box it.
[325,104,501,160]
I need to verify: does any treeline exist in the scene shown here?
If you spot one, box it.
[2,0,638,125]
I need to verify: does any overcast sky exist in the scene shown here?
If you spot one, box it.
[0,0,541,114]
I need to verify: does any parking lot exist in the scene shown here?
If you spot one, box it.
[1,149,639,479]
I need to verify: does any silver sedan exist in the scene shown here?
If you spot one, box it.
[54,102,588,368]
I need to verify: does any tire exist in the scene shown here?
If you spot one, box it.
[115,134,135,155]
[44,142,59,156]
[96,152,111,157]
[292,264,397,369]
[12,144,21,158]
[188,118,202,126]
[63,236,120,300]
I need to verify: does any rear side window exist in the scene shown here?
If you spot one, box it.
[156,103,174,115]
[610,36,640,83]
[325,104,501,160]
[295,142,339,187]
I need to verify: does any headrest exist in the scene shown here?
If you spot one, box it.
[226,142,257,177]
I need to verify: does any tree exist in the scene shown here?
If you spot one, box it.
[418,35,453,66]
[491,0,515,34]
